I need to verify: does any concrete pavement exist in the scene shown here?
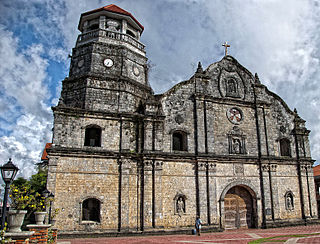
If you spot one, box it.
[57,224,320,243]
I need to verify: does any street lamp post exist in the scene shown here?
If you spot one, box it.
[42,189,54,224]
[0,158,19,230]
[42,189,49,224]
[48,193,54,224]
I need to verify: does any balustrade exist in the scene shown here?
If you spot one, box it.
[76,29,145,51]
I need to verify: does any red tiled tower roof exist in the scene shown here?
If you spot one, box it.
[41,143,52,161]
[313,164,320,176]
[80,4,144,31]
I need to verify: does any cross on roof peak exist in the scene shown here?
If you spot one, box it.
[222,41,230,56]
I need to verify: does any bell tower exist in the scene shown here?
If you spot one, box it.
[60,4,152,113]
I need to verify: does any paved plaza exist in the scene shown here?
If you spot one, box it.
[57,224,320,243]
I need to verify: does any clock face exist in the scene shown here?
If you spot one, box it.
[103,58,113,67]
[132,65,140,76]
[77,59,84,68]
[227,107,243,124]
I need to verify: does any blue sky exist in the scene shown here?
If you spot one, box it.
[0,0,320,178]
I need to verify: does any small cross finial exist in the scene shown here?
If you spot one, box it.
[222,41,230,56]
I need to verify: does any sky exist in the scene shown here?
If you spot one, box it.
[0,0,320,179]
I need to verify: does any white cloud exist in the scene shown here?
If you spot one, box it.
[0,0,320,174]
[0,27,49,117]
[0,114,52,179]
[134,0,320,163]
[0,27,52,179]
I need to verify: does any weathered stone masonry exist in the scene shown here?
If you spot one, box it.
[46,4,318,234]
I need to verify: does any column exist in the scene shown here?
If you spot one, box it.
[198,161,207,223]
[306,164,318,218]
[99,15,106,29]
[269,164,279,219]
[120,158,131,231]
[302,163,317,219]
[208,162,217,226]
[143,160,153,228]
[300,164,310,218]
[121,19,127,34]
[154,161,163,227]
[143,120,153,151]
[261,163,273,223]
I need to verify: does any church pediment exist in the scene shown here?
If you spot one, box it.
[161,56,256,102]
[205,55,255,101]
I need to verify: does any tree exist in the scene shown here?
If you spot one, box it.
[29,168,47,193]
[10,167,49,228]
[11,177,28,188]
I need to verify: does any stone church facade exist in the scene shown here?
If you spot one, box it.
[46,4,318,234]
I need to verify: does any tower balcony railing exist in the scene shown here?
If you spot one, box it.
[76,29,145,51]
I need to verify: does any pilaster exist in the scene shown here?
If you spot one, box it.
[299,163,309,218]
[143,160,153,228]
[262,162,278,224]
[198,161,207,223]
[120,158,131,231]
[198,161,216,225]
[154,161,163,227]
[208,162,217,225]
[269,164,279,219]
[300,163,317,218]
[306,164,318,218]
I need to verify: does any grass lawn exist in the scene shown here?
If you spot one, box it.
[248,233,320,243]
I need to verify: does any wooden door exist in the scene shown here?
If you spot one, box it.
[224,186,253,229]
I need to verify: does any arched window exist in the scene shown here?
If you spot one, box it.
[89,24,99,31]
[172,131,187,151]
[126,29,136,38]
[137,101,145,114]
[84,126,101,147]
[82,198,100,222]
[280,138,290,156]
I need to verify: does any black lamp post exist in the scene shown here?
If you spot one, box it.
[42,189,50,198]
[42,189,54,224]
[48,193,54,224]
[0,158,19,229]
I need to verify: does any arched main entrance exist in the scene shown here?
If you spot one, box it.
[224,185,255,229]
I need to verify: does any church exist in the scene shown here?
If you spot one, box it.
[46,4,318,234]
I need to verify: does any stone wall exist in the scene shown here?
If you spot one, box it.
[48,51,318,233]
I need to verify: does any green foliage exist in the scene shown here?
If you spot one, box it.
[7,167,52,230]
[9,184,34,210]
[29,168,48,193]
[31,192,52,212]
[50,208,60,220]
[10,168,49,211]
[11,177,28,188]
